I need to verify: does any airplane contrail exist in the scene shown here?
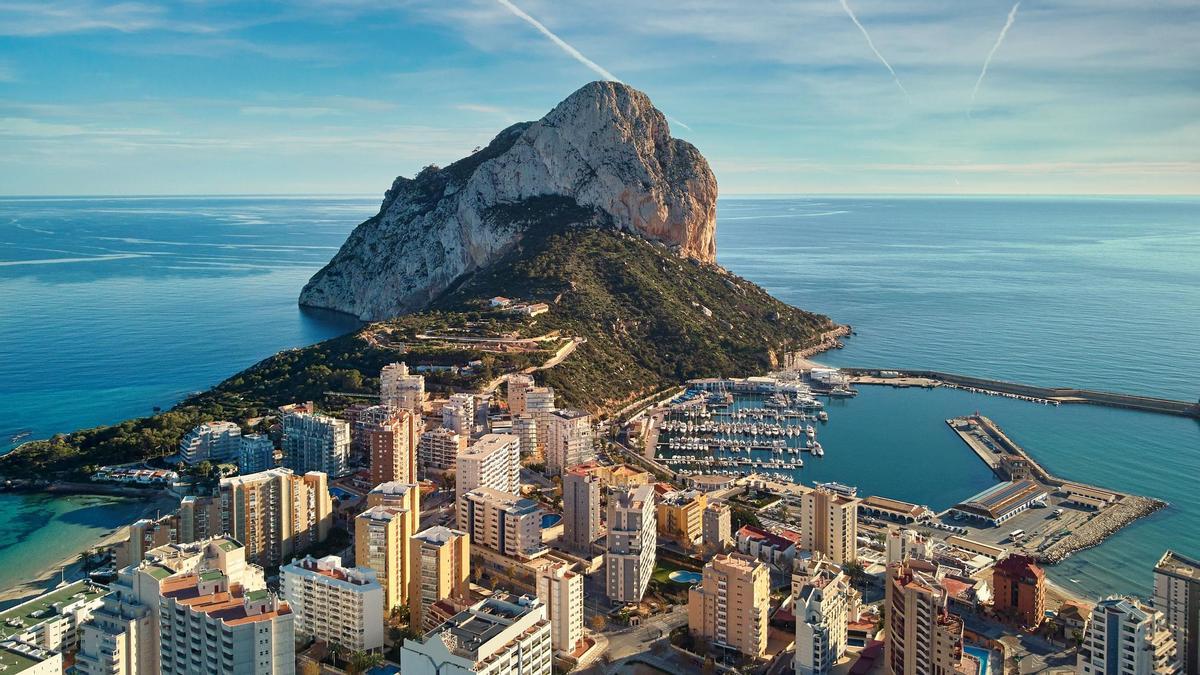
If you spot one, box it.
[970,1,1021,112]
[494,0,619,82]
[492,0,692,131]
[837,0,909,101]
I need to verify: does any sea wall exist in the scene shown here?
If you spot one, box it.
[1037,495,1166,564]
[843,368,1200,418]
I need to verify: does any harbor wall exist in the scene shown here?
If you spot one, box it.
[843,368,1200,418]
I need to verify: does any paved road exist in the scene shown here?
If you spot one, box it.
[603,605,688,661]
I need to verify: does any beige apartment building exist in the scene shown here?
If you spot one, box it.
[219,468,332,567]
[366,408,419,485]
[801,486,860,565]
[687,552,770,658]
[885,561,971,675]
[408,525,471,631]
[536,561,584,656]
[355,482,420,612]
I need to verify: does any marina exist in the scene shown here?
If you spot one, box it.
[648,375,834,483]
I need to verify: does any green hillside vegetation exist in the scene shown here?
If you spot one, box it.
[1,200,832,478]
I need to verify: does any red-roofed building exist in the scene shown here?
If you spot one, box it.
[992,554,1045,628]
[736,525,797,567]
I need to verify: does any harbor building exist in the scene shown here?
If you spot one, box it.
[657,489,707,550]
[0,641,59,675]
[281,412,350,477]
[794,563,856,675]
[563,468,601,555]
[400,593,552,675]
[409,526,471,632]
[419,427,467,474]
[544,409,593,474]
[356,482,420,612]
[178,421,241,465]
[536,561,585,657]
[238,433,274,474]
[1077,597,1179,675]
[459,487,545,559]
[1154,551,1200,675]
[366,408,419,485]
[77,537,261,675]
[280,555,384,652]
[885,561,973,675]
[219,468,332,567]
[800,486,859,565]
[992,554,1046,628]
[606,484,657,604]
[380,362,425,411]
[506,374,536,415]
[949,480,1048,527]
[688,553,770,658]
[702,502,732,553]
[158,569,293,674]
[456,433,521,528]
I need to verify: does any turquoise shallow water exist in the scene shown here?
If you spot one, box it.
[0,194,1196,601]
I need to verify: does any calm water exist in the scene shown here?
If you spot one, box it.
[0,195,1196,601]
[717,196,1200,600]
[0,196,371,597]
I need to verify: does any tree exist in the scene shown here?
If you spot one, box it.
[327,643,344,668]
[730,505,761,530]
[589,613,607,633]
[345,650,383,675]
[441,470,456,491]
[299,660,322,675]
[702,656,717,675]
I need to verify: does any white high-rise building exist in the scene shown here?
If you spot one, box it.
[512,415,538,456]
[281,412,349,477]
[280,555,384,652]
[159,569,294,674]
[456,434,520,527]
[77,537,271,675]
[794,565,855,675]
[459,487,545,559]
[381,362,425,411]
[536,562,584,656]
[238,433,274,474]
[400,594,552,675]
[544,409,593,474]
[442,394,475,437]
[606,483,657,603]
[1155,551,1200,675]
[1077,597,1179,675]
[179,421,241,465]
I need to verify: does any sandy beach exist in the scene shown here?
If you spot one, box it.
[0,492,177,610]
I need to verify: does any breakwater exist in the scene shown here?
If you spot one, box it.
[843,368,1199,418]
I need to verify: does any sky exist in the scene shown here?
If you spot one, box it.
[0,0,1197,196]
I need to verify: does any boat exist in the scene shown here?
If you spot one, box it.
[828,386,857,398]
[818,411,829,422]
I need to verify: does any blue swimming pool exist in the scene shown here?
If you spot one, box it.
[668,570,703,584]
[965,646,991,675]
[540,513,562,528]
[329,487,354,500]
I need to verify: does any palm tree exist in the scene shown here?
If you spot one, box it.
[345,650,383,675]
[327,642,344,669]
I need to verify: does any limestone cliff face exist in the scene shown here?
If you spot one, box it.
[299,81,717,320]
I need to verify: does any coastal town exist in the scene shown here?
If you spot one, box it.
[0,356,1194,675]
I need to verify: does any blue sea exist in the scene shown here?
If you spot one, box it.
[0,194,1197,601]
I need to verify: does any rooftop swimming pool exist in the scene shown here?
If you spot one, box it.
[540,513,562,528]
[965,646,991,675]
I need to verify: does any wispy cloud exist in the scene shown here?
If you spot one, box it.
[492,0,620,82]
[971,2,1022,113]
[0,1,216,37]
[0,62,16,82]
[836,0,910,101]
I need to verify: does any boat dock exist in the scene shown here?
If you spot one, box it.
[841,367,1199,418]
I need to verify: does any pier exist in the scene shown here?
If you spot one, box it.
[840,367,1200,418]
[944,415,1165,565]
